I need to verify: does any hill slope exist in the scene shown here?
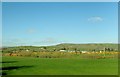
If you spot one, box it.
[2,43,118,52]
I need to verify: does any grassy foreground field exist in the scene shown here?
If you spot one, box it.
[2,56,118,75]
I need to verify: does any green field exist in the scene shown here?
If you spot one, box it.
[2,56,118,75]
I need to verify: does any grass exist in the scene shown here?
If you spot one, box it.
[2,56,118,75]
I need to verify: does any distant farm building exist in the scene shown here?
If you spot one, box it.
[59,50,66,52]
[81,51,87,54]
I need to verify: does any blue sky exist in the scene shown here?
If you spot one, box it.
[0,2,2,47]
[2,2,118,46]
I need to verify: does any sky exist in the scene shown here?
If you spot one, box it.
[2,0,120,2]
[2,2,118,47]
[0,2,1,47]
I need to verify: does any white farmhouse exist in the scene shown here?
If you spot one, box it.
[59,50,66,52]
[81,51,87,54]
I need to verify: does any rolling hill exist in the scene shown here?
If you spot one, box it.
[2,43,118,52]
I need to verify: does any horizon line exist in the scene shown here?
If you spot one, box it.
[1,42,118,48]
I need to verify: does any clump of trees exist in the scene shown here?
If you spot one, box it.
[104,48,114,51]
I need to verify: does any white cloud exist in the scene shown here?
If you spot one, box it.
[2,38,29,47]
[88,16,103,22]
[27,29,36,34]
[41,38,57,44]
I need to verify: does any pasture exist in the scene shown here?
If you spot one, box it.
[1,44,119,75]
[2,55,118,75]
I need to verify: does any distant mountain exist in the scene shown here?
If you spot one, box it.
[2,43,118,52]
[55,43,118,51]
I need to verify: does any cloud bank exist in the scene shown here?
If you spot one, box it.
[88,16,103,22]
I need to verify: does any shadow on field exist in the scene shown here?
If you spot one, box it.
[0,61,34,76]
[2,66,33,70]
[1,66,34,76]
[0,61,18,63]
